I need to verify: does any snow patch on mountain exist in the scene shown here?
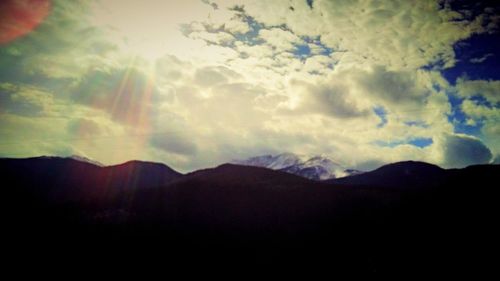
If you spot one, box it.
[233,153,363,180]
[68,155,104,167]
[235,153,306,170]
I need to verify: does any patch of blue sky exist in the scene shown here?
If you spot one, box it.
[453,119,485,136]
[420,58,447,72]
[405,121,429,128]
[293,44,311,58]
[373,137,434,148]
[232,14,265,46]
[293,38,335,64]
[431,83,442,92]
[469,95,496,108]
[306,0,314,9]
[446,93,485,136]
[442,33,500,83]
[373,106,387,128]
[408,138,434,148]
[427,0,500,84]
[301,36,334,55]
[315,42,334,56]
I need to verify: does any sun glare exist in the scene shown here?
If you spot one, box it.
[0,0,51,44]
[89,0,217,63]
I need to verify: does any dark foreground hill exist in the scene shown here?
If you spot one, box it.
[2,156,181,202]
[328,161,447,188]
[2,157,499,275]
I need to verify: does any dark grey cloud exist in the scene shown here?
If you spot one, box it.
[150,131,198,156]
[441,134,492,168]
[0,91,41,116]
[297,82,370,119]
[357,66,429,107]
[0,84,48,116]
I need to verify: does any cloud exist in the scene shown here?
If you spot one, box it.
[0,112,73,158]
[187,29,235,45]
[352,159,387,171]
[258,27,304,51]
[237,0,493,70]
[469,53,494,64]
[459,93,500,155]
[193,65,241,87]
[72,66,156,127]
[492,154,500,164]
[0,83,53,116]
[481,121,500,155]
[355,66,431,108]
[438,133,492,168]
[0,0,116,86]
[461,100,499,119]
[194,67,228,87]
[223,16,250,34]
[1,0,499,172]
[290,80,371,119]
[150,131,198,156]
[66,118,102,137]
[456,78,500,104]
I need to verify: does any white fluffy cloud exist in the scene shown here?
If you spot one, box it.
[236,0,490,70]
[456,78,500,104]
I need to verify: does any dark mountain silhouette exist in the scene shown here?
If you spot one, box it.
[131,163,396,231]
[1,157,182,205]
[328,161,447,188]
[182,163,315,187]
[2,157,499,274]
[103,159,182,188]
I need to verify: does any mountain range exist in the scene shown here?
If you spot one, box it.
[232,152,363,180]
[2,156,498,274]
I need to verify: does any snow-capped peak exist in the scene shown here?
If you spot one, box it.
[266,153,304,170]
[67,155,104,167]
[233,153,362,180]
[299,156,348,180]
[233,153,303,170]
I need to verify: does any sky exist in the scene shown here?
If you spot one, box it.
[0,0,499,172]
